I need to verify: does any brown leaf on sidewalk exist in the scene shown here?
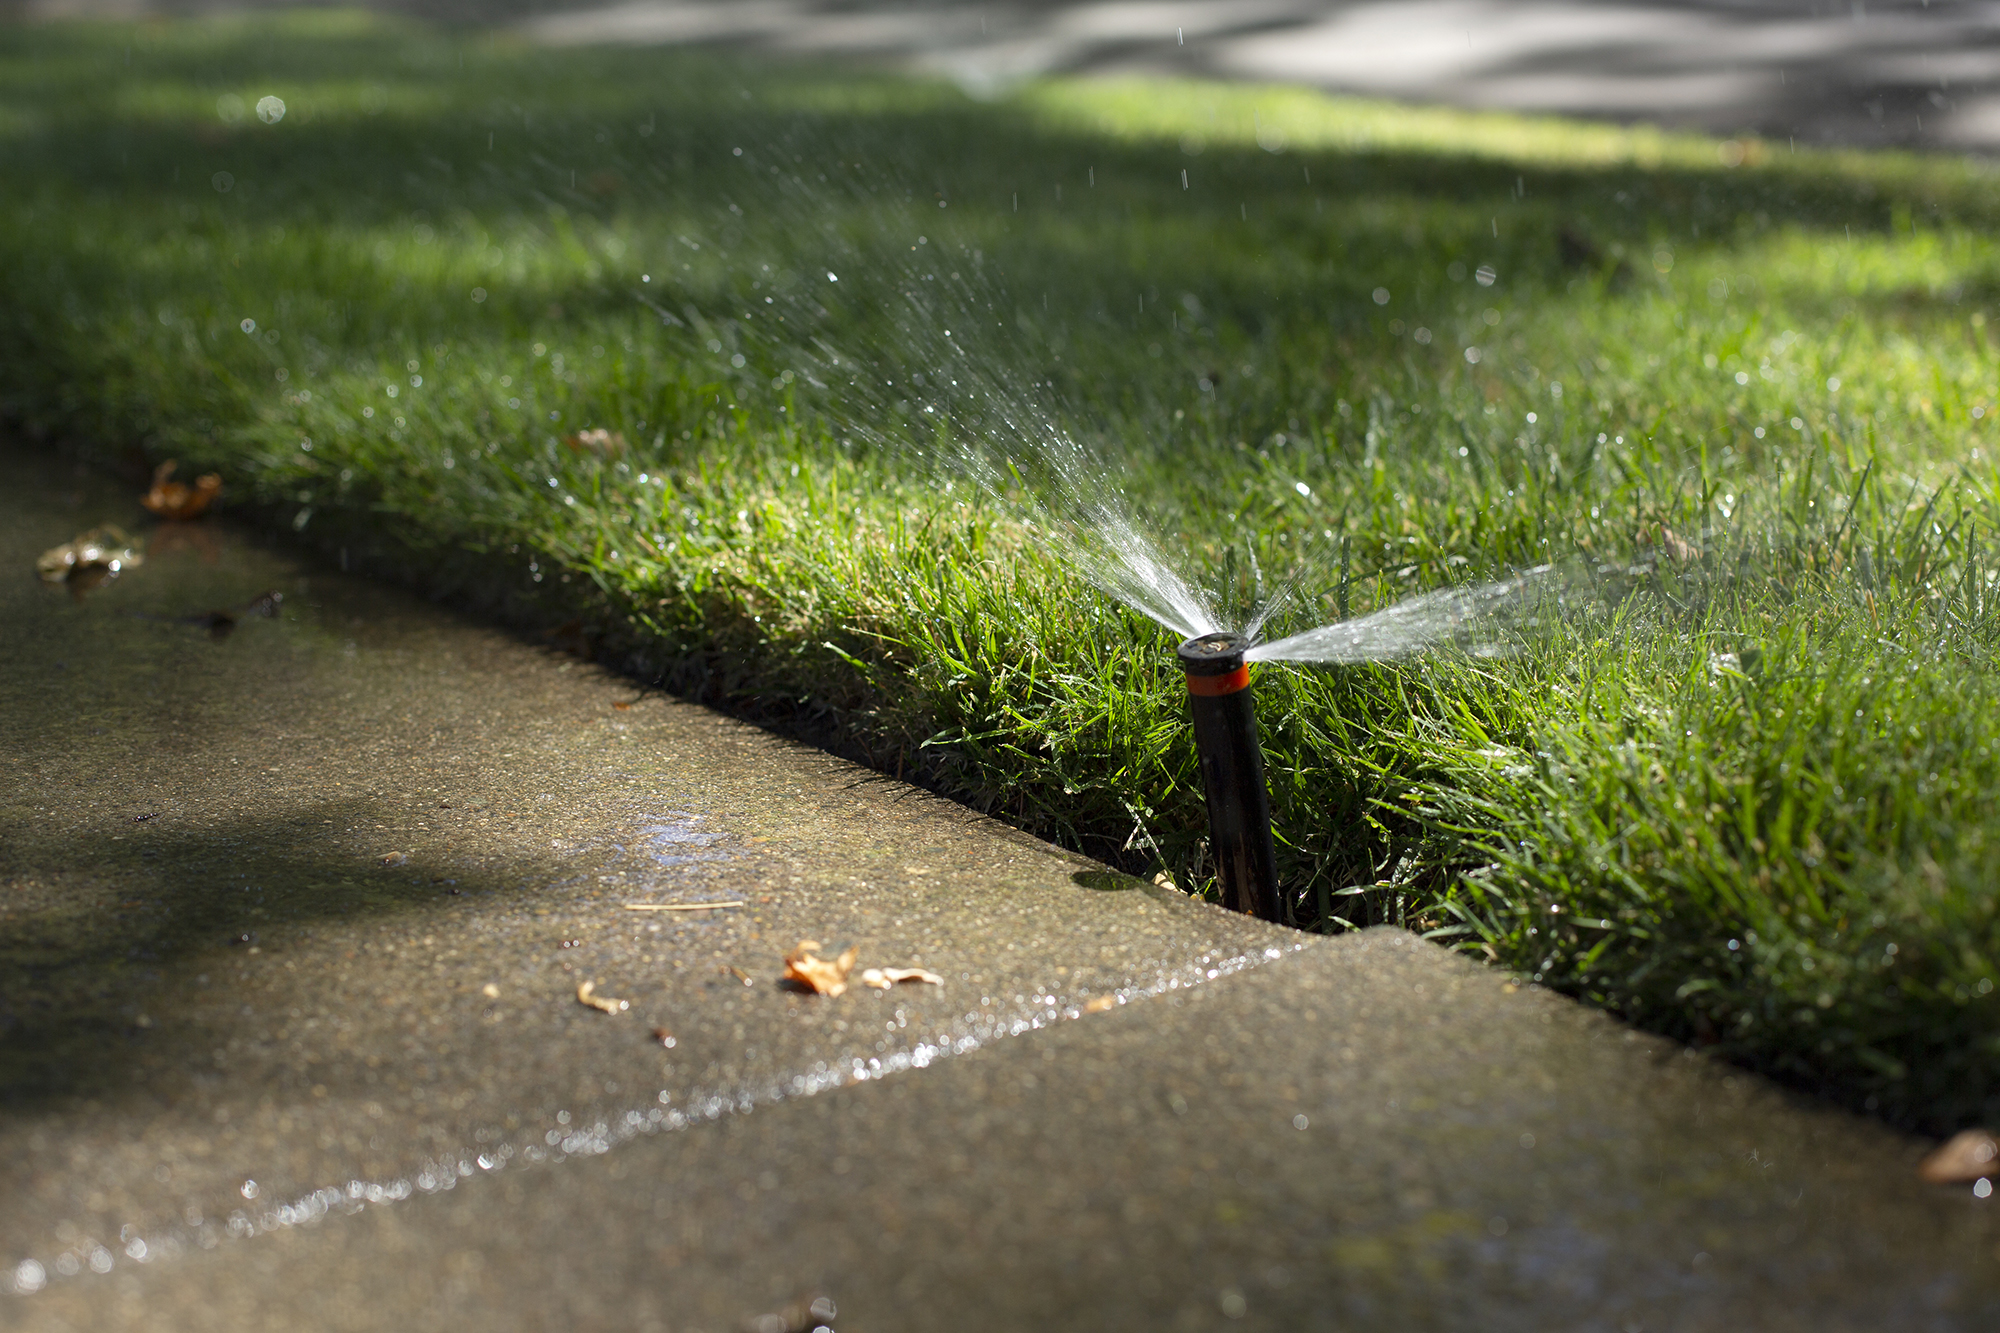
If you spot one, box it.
[141,461,222,520]
[36,526,144,593]
[576,980,630,1014]
[860,967,943,990]
[1918,1129,1999,1183]
[783,940,858,996]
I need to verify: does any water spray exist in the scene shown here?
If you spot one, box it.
[1177,632,1280,922]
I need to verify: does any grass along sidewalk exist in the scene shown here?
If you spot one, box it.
[4,12,2000,1132]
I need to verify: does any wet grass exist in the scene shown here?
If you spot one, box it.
[4,11,2000,1132]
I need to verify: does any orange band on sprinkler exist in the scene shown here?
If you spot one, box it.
[1185,665,1250,697]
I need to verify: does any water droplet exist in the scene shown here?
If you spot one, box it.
[239,317,256,334]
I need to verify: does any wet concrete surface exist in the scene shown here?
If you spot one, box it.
[15,938,2000,1330]
[0,445,1282,1292]
[4,443,1999,1328]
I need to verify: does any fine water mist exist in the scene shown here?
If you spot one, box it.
[638,140,1549,664]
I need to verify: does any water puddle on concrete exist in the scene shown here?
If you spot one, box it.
[0,446,1292,1294]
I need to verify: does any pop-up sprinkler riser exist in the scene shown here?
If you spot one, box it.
[1177,632,1281,922]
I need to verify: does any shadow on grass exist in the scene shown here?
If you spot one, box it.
[1,15,1988,347]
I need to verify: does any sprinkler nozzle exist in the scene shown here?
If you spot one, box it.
[1177,633,1280,921]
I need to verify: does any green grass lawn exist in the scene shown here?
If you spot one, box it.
[5,10,2000,1133]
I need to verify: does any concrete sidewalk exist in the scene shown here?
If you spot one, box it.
[24,933,2000,1331]
[4,446,1998,1328]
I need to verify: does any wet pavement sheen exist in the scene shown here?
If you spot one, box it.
[3,444,1999,1329]
[0,447,1281,1292]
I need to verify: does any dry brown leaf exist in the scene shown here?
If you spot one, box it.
[36,526,144,589]
[1637,523,1696,564]
[860,966,944,990]
[563,428,627,458]
[141,461,222,520]
[1918,1129,2000,1183]
[576,980,629,1014]
[783,940,859,996]
[1083,994,1117,1013]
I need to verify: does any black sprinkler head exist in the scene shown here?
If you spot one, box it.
[1177,631,1250,677]
[1177,632,1280,922]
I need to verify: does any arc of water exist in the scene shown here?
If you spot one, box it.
[1246,567,1554,664]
